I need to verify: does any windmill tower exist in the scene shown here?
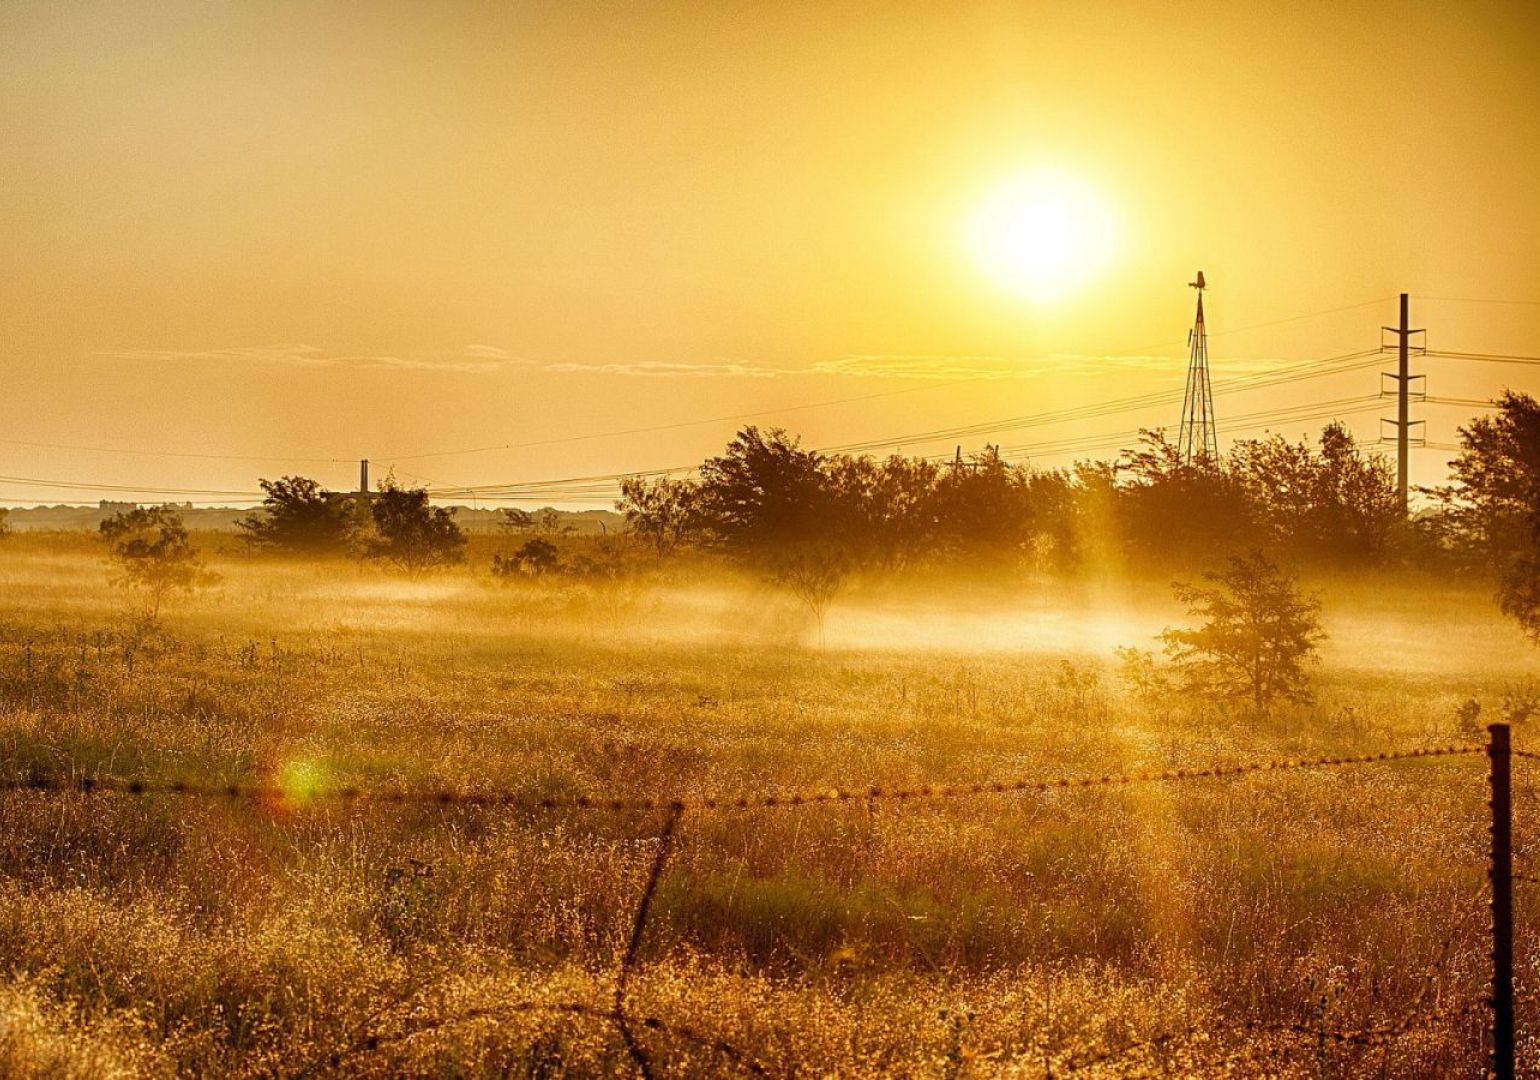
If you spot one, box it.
[1177,271,1218,464]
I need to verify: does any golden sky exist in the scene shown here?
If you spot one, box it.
[2,0,1537,505]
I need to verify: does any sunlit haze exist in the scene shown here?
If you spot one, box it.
[5,7,1540,1075]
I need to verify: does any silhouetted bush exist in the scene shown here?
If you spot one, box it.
[365,478,466,574]
[491,538,561,578]
[238,476,357,556]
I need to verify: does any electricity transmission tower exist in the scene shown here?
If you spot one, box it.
[1177,271,1218,464]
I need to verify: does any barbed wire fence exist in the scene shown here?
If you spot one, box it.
[0,731,1525,1076]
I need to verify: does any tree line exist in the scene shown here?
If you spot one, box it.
[77,391,1540,651]
[617,420,1408,576]
[618,396,1540,586]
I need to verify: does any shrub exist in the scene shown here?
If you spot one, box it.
[237,476,357,555]
[98,506,214,618]
[491,538,561,578]
[364,479,466,574]
[1160,551,1324,710]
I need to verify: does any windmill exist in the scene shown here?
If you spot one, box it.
[1177,271,1218,464]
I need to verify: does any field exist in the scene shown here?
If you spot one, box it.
[1,531,1538,1077]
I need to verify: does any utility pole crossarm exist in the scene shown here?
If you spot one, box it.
[1381,293,1426,515]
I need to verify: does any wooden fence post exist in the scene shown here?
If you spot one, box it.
[1490,721,1515,1080]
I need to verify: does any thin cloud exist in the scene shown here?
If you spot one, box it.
[545,353,1193,381]
[464,344,515,361]
[811,355,1066,380]
[91,345,530,374]
[543,360,787,379]
[92,344,1213,381]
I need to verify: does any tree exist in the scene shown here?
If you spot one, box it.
[931,446,1036,564]
[770,543,849,648]
[1116,429,1254,567]
[491,537,561,578]
[695,427,833,555]
[1500,553,1540,641]
[1058,461,1122,575]
[1305,422,1402,563]
[498,508,536,534]
[99,505,212,618]
[0,507,9,539]
[1427,393,1540,638]
[617,476,701,556]
[1227,423,1400,565]
[847,454,942,570]
[1160,551,1325,710]
[1429,391,1540,567]
[365,478,467,573]
[238,475,356,555]
[535,508,574,536]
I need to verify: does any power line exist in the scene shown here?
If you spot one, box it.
[814,350,1383,457]
[380,297,1398,464]
[0,437,350,465]
[995,398,1388,463]
[0,474,263,499]
[10,319,1521,505]
[0,374,1464,507]
[1426,350,1540,366]
[1414,296,1540,308]
[1426,395,1497,408]
[425,349,1386,498]
[0,299,1405,495]
[992,396,1380,459]
[435,359,1392,500]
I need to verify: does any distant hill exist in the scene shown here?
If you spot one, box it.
[1,502,623,536]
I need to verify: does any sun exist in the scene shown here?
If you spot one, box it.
[968,172,1115,301]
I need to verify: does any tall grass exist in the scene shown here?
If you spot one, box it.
[0,534,1532,1075]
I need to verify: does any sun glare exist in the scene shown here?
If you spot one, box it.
[968,172,1115,301]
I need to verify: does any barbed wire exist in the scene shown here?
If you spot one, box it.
[265,743,1488,1076]
[305,803,773,1079]
[0,741,1506,1075]
[309,999,770,1079]
[0,744,1483,814]
[1061,890,1483,1073]
[1192,999,1486,1078]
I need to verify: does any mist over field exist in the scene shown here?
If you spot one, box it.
[0,523,1536,1075]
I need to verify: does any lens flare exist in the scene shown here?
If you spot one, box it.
[277,759,327,804]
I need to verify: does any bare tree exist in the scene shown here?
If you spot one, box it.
[771,544,849,648]
[617,476,701,557]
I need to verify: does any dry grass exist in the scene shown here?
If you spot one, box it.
[0,531,1535,1076]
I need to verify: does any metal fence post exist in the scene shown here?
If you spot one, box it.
[1490,721,1515,1080]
